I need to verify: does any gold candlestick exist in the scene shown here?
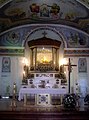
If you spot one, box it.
[10,82,17,107]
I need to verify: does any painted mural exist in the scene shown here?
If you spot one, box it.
[0,0,89,33]
[64,29,89,48]
[0,25,89,48]
[0,0,89,7]
[0,31,22,46]
[0,0,8,5]
[0,25,89,56]
[79,0,89,7]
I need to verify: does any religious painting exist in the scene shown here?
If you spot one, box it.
[0,0,89,33]
[0,30,24,55]
[0,30,22,47]
[30,3,39,19]
[0,0,8,5]
[79,0,89,7]
[66,31,89,48]
[40,4,49,17]
[2,57,11,72]
[78,58,87,73]
[6,31,20,45]
[50,3,60,18]
[37,47,52,64]
[30,3,39,13]
[36,47,53,71]
[4,6,26,21]
[29,3,60,19]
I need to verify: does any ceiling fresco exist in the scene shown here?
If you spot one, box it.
[0,0,89,33]
[78,0,89,7]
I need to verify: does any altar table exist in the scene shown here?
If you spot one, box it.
[18,87,67,101]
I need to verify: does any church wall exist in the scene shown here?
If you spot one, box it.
[62,57,89,95]
[0,55,89,96]
[86,57,89,92]
[0,0,89,98]
[0,24,89,49]
[73,57,89,96]
[25,42,30,66]
[0,56,23,96]
[0,24,89,96]
[69,58,78,94]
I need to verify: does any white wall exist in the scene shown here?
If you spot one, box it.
[69,58,78,93]
[0,56,23,96]
[64,57,89,96]
[24,42,30,66]
[87,57,89,90]
[72,57,89,96]
[77,57,89,97]
[0,54,89,96]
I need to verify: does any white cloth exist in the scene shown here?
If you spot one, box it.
[18,87,67,101]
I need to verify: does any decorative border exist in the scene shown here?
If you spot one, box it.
[37,94,50,105]
[0,47,24,56]
[64,49,89,57]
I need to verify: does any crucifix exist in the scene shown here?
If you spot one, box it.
[63,58,77,93]
[42,31,47,37]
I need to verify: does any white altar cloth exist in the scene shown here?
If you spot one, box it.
[18,87,67,101]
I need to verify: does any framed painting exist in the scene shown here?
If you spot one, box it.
[78,58,87,72]
[2,57,11,72]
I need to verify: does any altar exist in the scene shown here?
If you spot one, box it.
[18,87,67,105]
[21,45,68,105]
[20,70,68,105]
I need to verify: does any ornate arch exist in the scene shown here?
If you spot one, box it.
[23,26,67,48]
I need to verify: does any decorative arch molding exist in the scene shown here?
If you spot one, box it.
[24,26,67,48]
[0,24,89,56]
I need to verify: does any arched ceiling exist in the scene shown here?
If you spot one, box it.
[0,0,89,34]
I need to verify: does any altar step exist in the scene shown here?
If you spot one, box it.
[0,111,89,120]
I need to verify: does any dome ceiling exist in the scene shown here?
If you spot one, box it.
[0,0,89,34]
